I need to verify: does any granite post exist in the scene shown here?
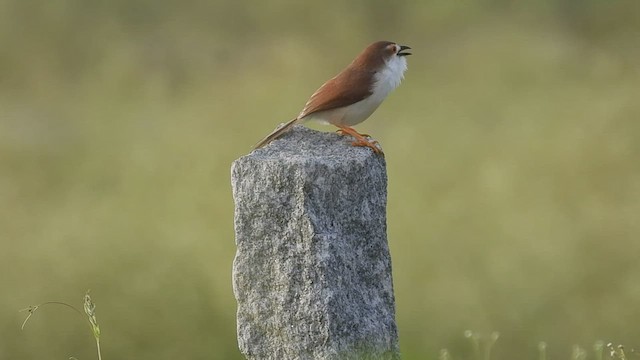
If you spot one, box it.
[231,125,399,360]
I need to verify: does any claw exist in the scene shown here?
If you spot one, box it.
[335,126,383,155]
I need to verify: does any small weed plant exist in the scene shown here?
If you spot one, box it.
[21,290,102,360]
[440,331,637,360]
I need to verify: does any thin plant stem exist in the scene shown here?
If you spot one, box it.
[96,337,102,360]
[19,301,84,330]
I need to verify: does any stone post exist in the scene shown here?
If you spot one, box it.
[231,125,399,360]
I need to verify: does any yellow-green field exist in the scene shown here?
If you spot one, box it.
[2,1,639,359]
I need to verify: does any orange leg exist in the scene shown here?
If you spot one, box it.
[336,129,370,138]
[335,126,383,155]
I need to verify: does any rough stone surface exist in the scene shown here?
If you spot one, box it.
[231,125,399,360]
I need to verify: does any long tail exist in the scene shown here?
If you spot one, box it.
[253,118,300,149]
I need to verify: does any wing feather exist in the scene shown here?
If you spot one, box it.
[298,69,374,119]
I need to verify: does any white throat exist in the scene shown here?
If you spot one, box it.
[372,55,407,100]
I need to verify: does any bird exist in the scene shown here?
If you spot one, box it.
[253,40,411,154]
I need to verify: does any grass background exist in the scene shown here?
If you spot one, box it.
[1,0,640,359]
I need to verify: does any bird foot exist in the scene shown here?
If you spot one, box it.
[335,127,383,155]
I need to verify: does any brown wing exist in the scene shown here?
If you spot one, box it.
[298,68,373,119]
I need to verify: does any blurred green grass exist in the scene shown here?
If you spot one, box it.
[1,1,640,359]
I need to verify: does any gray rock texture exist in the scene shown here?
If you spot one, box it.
[231,125,399,360]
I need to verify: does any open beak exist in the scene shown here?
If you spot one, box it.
[398,45,412,56]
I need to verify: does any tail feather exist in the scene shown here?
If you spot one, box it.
[253,118,299,150]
